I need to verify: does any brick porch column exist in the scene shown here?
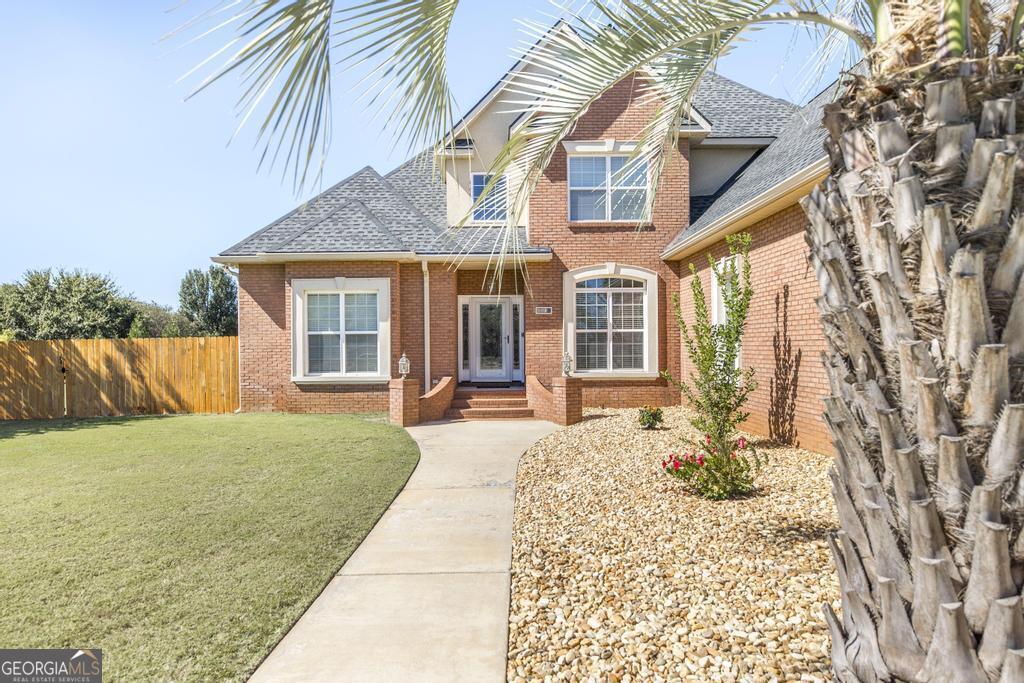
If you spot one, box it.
[389,378,420,427]
[550,376,582,426]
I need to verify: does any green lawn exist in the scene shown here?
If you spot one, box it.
[0,413,419,681]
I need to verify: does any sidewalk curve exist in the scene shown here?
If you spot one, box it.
[249,419,559,682]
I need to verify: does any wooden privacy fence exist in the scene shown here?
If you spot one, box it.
[0,337,239,420]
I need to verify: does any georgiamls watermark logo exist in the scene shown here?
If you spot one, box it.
[0,649,102,683]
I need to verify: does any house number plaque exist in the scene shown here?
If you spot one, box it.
[535,306,553,315]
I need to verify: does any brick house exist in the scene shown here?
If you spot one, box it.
[213,30,834,453]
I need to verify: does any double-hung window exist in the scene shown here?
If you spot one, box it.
[568,155,648,222]
[574,277,646,371]
[292,278,390,382]
[471,173,508,222]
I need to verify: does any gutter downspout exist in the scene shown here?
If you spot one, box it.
[421,260,431,390]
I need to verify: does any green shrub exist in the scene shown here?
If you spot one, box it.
[637,405,663,429]
[662,435,762,500]
[662,232,760,499]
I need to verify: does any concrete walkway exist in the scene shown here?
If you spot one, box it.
[250,419,559,683]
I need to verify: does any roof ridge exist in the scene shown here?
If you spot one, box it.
[218,165,380,256]
[351,197,406,247]
[272,197,402,252]
[377,171,444,235]
[700,71,798,110]
[271,199,367,251]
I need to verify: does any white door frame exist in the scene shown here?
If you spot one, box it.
[457,295,525,383]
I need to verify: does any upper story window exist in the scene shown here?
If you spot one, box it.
[568,155,648,222]
[471,173,508,223]
[291,278,391,383]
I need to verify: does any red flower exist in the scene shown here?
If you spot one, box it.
[705,434,712,445]
[697,455,705,466]
[738,437,747,449]
[673,461,680,470]
[661,460,667,469]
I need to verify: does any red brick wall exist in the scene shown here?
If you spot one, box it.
[522,74,687,407]
[238,261,459,413]
[676,204,832,454]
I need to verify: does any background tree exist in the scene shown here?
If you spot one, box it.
[178,266,238,336]
[0,269,135,340]
[193,0,1024,678]
[128,300,190,338]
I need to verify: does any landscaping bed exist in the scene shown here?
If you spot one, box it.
[508,406,838,681]
[0,413,419,681]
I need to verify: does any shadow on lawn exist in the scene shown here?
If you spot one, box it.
[0,414,178,441]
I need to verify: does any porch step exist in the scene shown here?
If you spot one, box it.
[445,406,535,420]
[450,397,529,409]
[448,386,531,419]
[454,388,526,399]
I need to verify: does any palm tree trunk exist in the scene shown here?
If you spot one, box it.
[803,59,1024,681]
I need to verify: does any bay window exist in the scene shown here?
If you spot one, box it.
[292,278,391,383]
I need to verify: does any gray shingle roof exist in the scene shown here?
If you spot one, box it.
[219,157,548,257]
[692,72,798,138]
[664,80,837,256]
[383,150,446,228]
[220,72,802,260]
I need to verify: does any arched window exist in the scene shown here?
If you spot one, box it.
[562,264,659,376]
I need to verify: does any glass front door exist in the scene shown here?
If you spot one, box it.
[461,296,524,382]
[473,300,509,380]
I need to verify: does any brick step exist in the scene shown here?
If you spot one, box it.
[453,390,527,400]
[445,407,535,420]
[450,397,529,409]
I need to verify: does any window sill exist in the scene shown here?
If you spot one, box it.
[573,371,662,380]
[567,221,653,230]
[291,375,391,385]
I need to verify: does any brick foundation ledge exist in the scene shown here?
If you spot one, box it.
[526,375,582,426]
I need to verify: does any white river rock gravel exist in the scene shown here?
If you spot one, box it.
[508,406,839,682]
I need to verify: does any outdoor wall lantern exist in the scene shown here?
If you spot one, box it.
[398,352,410,379]
[561,352,573,377]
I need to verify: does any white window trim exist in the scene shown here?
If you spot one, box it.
[291,277,391,384]
[565,146,650,223]
[711,255,741,369]
[470,172,509,225]
[562,263,659,379]
[562,139,638,154]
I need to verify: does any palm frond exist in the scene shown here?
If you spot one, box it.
[179,0,336,193]
[335,0,460,154]
[472,0,870,278]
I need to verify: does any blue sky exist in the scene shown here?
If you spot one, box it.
[0,2,843,307]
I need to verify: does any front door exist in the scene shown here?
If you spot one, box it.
[461,296,524,383]
[474,300,508,380]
